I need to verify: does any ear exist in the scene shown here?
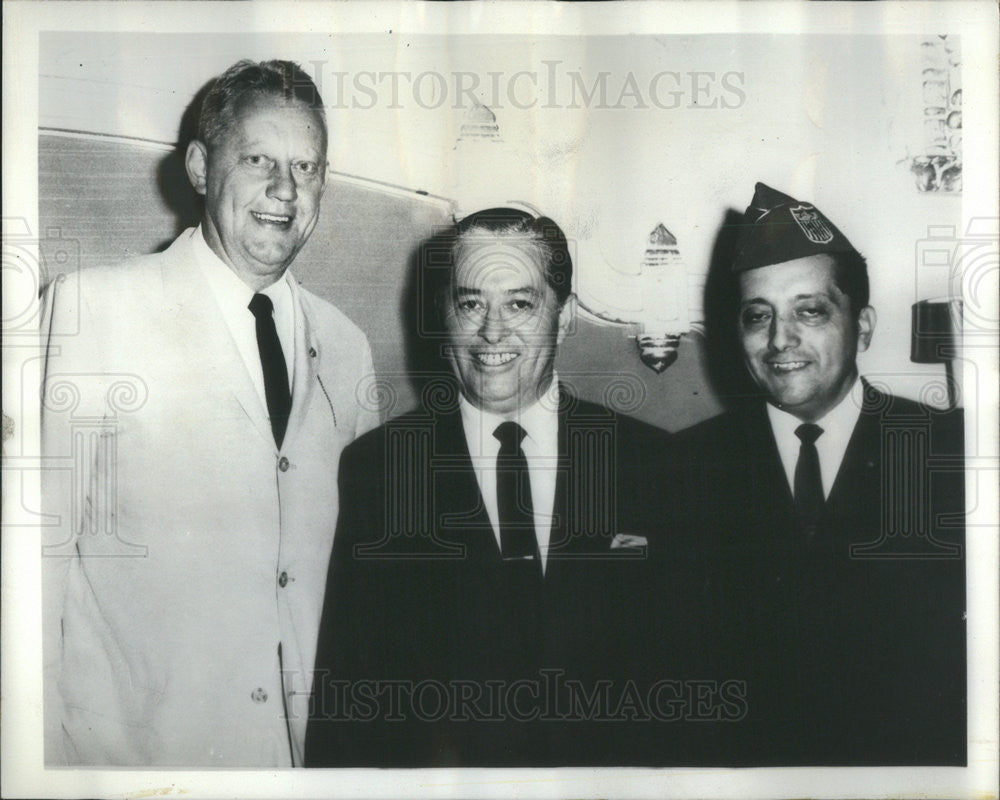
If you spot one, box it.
[319,166,330,200]
[556,294,577,345]
[856,305,876,352]
[185,140,209,196]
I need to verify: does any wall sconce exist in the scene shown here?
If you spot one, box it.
[449,101,525,218]
[577,223,704,373]
[909,36,962,192]
[910,298,962,408]
[447,101,704,372]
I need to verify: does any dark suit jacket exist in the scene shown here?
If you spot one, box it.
[668,380,966,765]
[306,391,697,767]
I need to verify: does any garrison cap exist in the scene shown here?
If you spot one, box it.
[732,182,859,273]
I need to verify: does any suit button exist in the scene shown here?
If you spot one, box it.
[309,346,317,358]
[278,456,290,472]
[278,571,289,588]
[251,687,268,703]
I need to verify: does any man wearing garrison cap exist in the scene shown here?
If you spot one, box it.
[672,183,966,765]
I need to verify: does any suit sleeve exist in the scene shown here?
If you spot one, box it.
[39,277,71,765]
[40,273,151,765]
[306,436,386,766]
[41,275,117,764]
[353,339,381,437]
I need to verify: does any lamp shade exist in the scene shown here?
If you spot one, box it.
[910,299,961,363]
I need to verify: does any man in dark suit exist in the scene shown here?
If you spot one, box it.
[306,208,694,766]
[672,183,966,765]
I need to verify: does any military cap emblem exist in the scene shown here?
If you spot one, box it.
[789,205,835,245]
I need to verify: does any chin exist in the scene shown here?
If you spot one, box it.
[250,251,295,273]
[775,392,811,409]
[481,397,520,415]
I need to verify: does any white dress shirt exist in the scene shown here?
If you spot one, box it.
[459,377,561,573]
[192,226,295,411]
[767,377,864,500]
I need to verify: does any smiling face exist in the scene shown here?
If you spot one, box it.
[442,233,574,416]
[186,93,327,290]
[737,255,875,422]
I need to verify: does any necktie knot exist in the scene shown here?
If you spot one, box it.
[248,293,274,319]
[494,421,527,452]
[795,422,824,446]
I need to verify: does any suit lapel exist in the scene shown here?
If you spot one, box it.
[281,280,321,449]
[544,392,629,581]
[754,382,883,545]
[431,408,500,562]
[546,392,602,567]
[745,402,794,504]
[548,395,571,568]
[825,382,883,530]
[739,402,796,541]
[160,232,273,448]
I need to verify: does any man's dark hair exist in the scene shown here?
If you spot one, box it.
[830,249,870,320]
[424,207,573,313]
[198,59,327,151]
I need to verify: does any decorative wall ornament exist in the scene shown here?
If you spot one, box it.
[577,223,704,374]
[447,101,704,373]
[910,35,961,193]
[449,101,529,217]
[456,101,501,143]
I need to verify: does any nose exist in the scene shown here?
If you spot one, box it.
[769,314,799,351]
[477,307,508,345]
[267,165,298,203]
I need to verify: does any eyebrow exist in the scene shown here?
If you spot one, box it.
[453,286,539,296]
[238,138,322,158]
[740,292,835,306]
[792,293,834,302]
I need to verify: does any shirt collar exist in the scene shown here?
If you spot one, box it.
[192,224,294,305]
[458,374,561,457]
[766,376,864,440]
[766,376,864,498]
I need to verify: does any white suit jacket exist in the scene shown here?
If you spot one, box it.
[41,228,379,766]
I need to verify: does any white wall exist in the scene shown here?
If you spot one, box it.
[39,30,961,404]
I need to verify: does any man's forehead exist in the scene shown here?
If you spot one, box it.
[738,254,842,299]
[454,237,546,286]
[225,95,326,145]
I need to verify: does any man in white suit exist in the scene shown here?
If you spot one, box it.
[40,59,378,767]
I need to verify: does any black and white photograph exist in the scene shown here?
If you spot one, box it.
[2,2,998,798]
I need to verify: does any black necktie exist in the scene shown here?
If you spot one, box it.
[494,422,541,568]
[794,423,824,536]
[494,421,543,666]
[248,293,291,449]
